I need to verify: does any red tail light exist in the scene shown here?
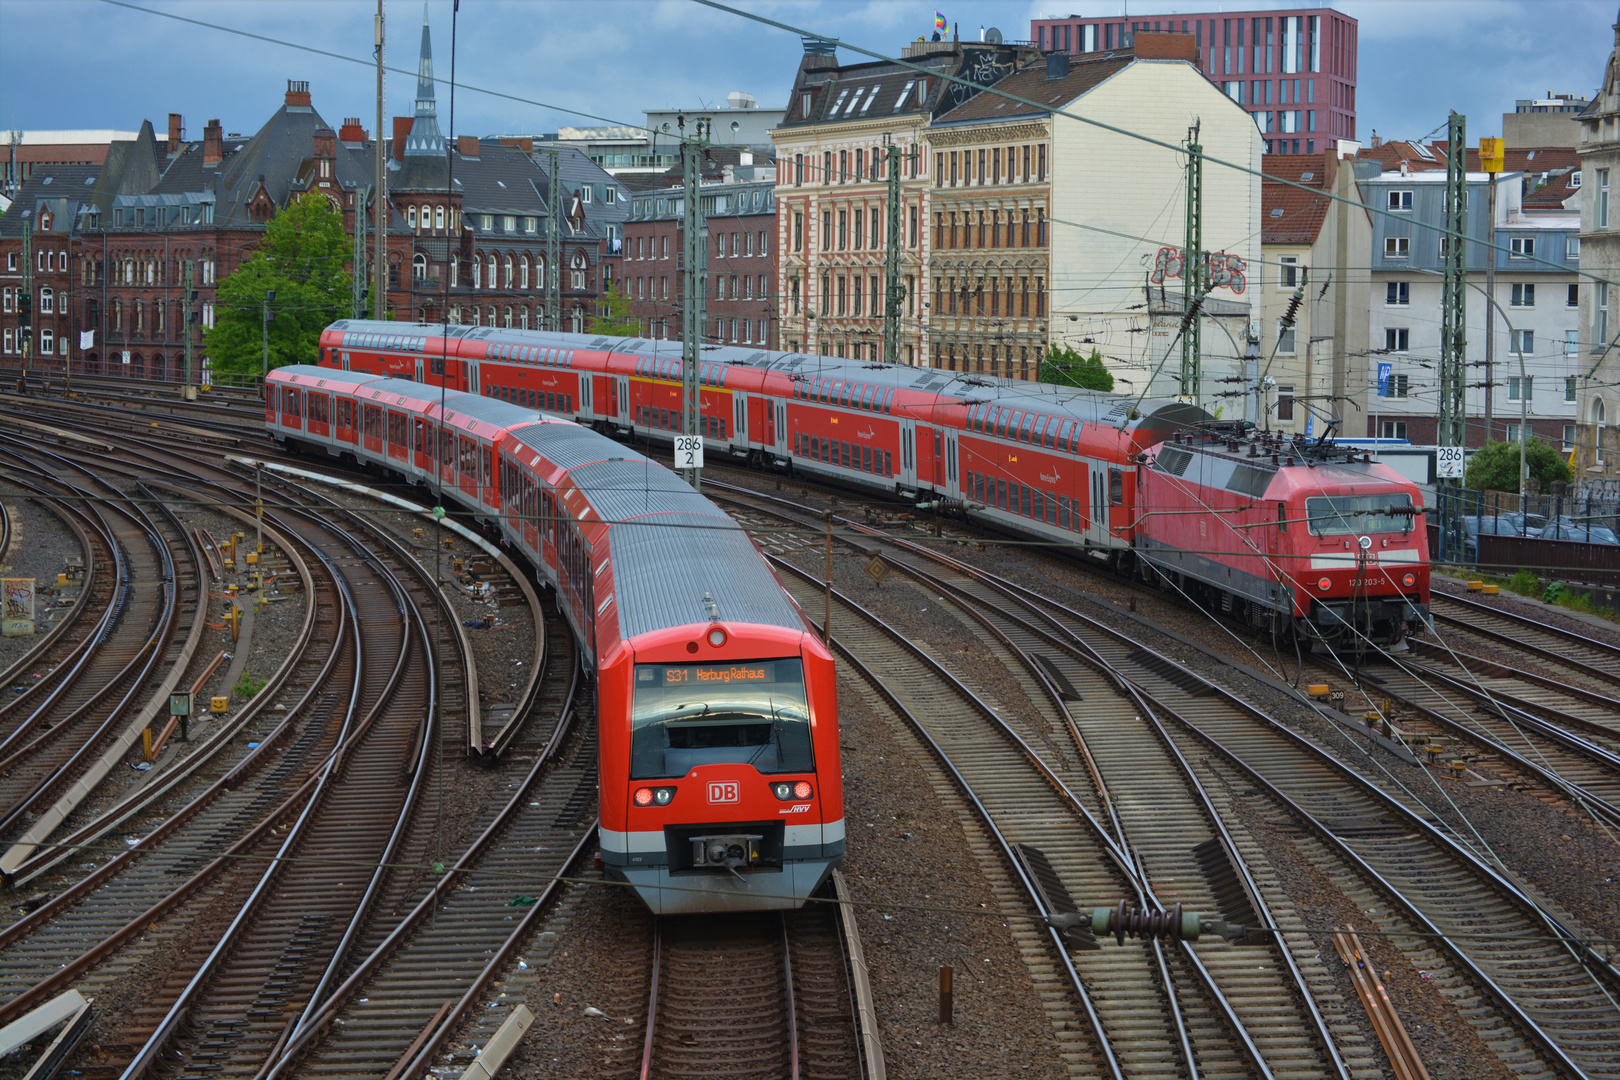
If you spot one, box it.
[633,786,676,807]
[772,781,814,801]
[1402,573,1416,588]
[1318,577,1332,591]
[794,780,813,799]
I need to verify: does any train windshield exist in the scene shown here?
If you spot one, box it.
[630,659,814,779]
[1306,494,1416,536]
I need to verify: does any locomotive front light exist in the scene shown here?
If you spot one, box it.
[1402,573,1416,588]
[1317,577,1332,591]
[634,787,654,806]
[707,627,727,647]
[793,780,814,800]
[773,781,814,801]
[634,786,677,807]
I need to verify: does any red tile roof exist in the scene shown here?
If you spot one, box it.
[1262,151,1336,244]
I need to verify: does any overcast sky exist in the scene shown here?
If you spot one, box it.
[1,0,1614,151]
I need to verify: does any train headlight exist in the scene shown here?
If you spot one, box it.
[772,781,814,801]
[634,786,676,807]
[1402,573,1416,588]
[1317,577,1332,591]
[707,627,727,647]
[794,780,813,799]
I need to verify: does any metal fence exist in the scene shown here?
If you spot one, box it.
[1430,485,1620,585]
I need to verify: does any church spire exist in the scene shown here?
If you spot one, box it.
[404,1,444,158]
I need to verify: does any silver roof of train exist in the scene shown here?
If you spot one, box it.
[326,321,1210,432]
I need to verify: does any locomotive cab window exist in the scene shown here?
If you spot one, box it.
[630,659,814,780]
[1306,494,1415,536]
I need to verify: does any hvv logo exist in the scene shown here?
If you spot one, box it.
[707,781,740,804]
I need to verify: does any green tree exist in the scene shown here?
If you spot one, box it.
[1464,437,1574,492]
[588,281,638,336]
[1040,343,1114,392]
[206,193,352,376]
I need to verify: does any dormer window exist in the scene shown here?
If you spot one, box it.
[1387,190,1413,211]
[801,92,811,119]
[581,186,592,204]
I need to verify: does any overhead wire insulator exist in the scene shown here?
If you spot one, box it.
[1047,900,1257,945]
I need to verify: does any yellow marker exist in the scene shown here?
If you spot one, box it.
[211,695,229,713]
[1306,683,1331,697]
[1481,584,1500,595]
[143,727,154,762]
[1466,580,1484,590]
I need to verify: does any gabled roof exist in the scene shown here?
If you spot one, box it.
[1261,152,1336,245]
[932,53,1132,125]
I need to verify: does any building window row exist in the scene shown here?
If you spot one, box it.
[932,273,1045,318]
[788,144,923,187]
[933,207,1047,250]
[935,144,1046,188]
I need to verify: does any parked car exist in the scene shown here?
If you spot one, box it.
[1462,514,1524,560]
[1540,520,1620,544]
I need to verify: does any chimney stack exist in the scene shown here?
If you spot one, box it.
[168,113,183,155]
[203,119,224,166]
[393,117,413,162]
[285,79,312,107]
[457,135,480,157]
[339,117,367,144]
[499,136,534,153]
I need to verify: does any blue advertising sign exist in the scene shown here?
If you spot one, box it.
[1377,362,1392,397]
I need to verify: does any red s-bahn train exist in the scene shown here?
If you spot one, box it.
[264,364,843,915]
[314,319,1429,646]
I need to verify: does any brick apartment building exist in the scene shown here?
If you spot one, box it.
[0,11,625,379]
[623,167,777,348]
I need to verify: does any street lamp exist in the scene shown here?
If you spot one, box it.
[262,290,276,382]
[1417,268,1529,503]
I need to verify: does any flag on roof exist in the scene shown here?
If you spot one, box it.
[935,11,947,29]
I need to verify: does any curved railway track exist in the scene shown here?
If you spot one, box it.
[0,407,578,1080]
[1431,591,1620,688]
[260,621,591,1079]
[715,480,1620,1080]
[0,447,197,843]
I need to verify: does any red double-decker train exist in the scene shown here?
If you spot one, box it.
[313,320,1429,647]
[265,364,843,914]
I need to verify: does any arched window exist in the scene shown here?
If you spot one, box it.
[472,255,482,290]
[123,258,134,284]
[570,250,588,290]
[520,307,530,329]
[421,205,432,231]
[519,256,529,290]
[503,305,513,328]
[435,205,445,230]
[487,255,497,290]
[408,206,418,230]
[413,253,428,281]
[39,286,53,314]
[1596,398,1608,464]
[486,306,497,326]
[504,255,514,288]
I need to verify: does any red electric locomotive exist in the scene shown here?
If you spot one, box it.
[1135,425,1430,647]
[266,365,843,914]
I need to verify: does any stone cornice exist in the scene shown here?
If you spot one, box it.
[928,122,1049,148]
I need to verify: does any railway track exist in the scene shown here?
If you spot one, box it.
[716,480,1620,1080]
[262,622,592,1079]
[638,897,866,1080]
[764,553,1274,1080]
[0,446,198,843]
[1430,591,1620,689]
[0,412,579,1079]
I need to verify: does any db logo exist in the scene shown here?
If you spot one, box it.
[707,781,740,804]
